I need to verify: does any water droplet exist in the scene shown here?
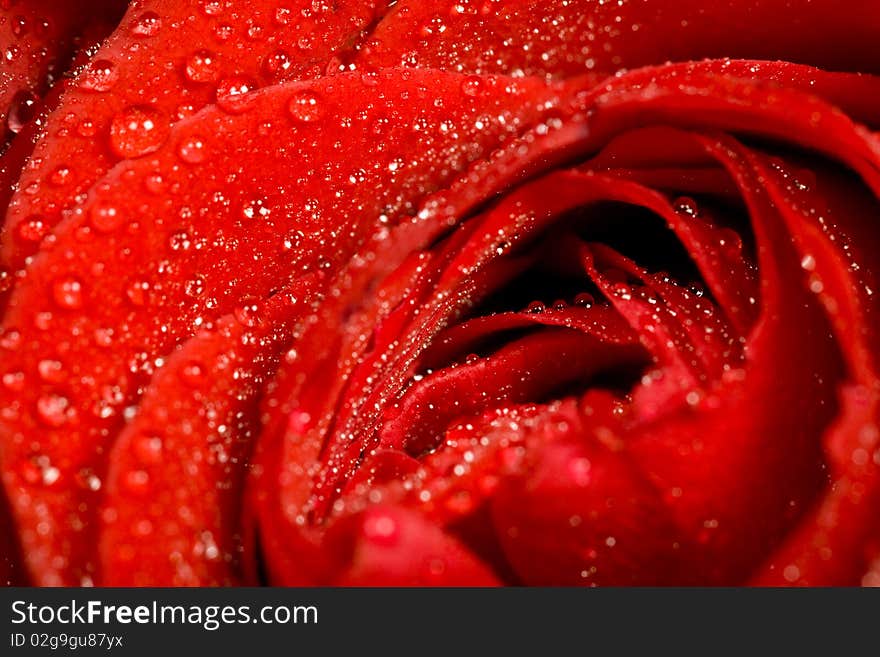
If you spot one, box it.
[287,409,312,434]
[11,15,27,37]
[213,23,234,42]
[19,457,43,485]
[17,215,48,243]
[263,49,292,79]
[42,466,61,486]
[168,231,191,251]
[144,172,165,194]
[109,105,170,159]
[0,329,22,351]
[363,512,399,545]
[460,75,483,97]
[34,312,53,331]
[6,89,38,133]
[94,327,114,347]
[568,457,592,486]
[36,394,71,427]
[125,280,150,306]
[241,199,271,219]
[179,361,206,386]
[76,118,97,138]
[783,564,801,583]
[287,91,323,123]
[2,371,24,391]
[177,136,207,164]
[234,299,261,327]
[130,11,162,38]
[124,469,151,495]
[184,49,220,83]
[526,300,546,314]
[245,20,265,41]
[673,196,698,217]
[215,76,258,114]
[37,359,64,383]
[184,277,205,297]
[76,469,102,491]
[49,165,72,187]
[78,59,119,92]
[199,0,224,16]
[687,282,705,298]
[52,276,83,310]
[90,202,122,233]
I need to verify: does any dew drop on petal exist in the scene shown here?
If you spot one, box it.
[36,394,71,428]
[90,202,122,233]
[234,299,261,327]
[17,215,48,243]
[215,76,258,114]
[49,165,72,187]
[673,196,699,217]
[179,361,206,387]
[78,59,119,92]
[184,49,220,83]
[460,75,483,97]
[184,277,205,297]
[10,15,27,37]
[0,329,22,351]
[124,469,151,495]
[568,457,592,486]
[37,359,64,383]
[199,0,224,16]
[2,371,24,392]
[19,458,43,485]
[262,49,292,79]
[52,276,84,310]
[125,280,150,306]
[177,136,207,164]
[130,11,162,38]
[6,89,38,134]
[363,513,399,545]
[76,119,97,138]
[109,105,170,159]
[287,91,323,123]
[287,409,312,434]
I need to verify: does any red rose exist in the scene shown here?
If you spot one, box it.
[0,1,878,586]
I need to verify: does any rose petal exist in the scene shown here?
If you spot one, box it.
[324,505,500,586]
[1,0,383,276]
[98,276,319,586]
[354,2,880,78]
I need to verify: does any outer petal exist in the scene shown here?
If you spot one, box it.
[354,1,880,78]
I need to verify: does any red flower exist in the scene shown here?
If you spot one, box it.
[1,1,878,586]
